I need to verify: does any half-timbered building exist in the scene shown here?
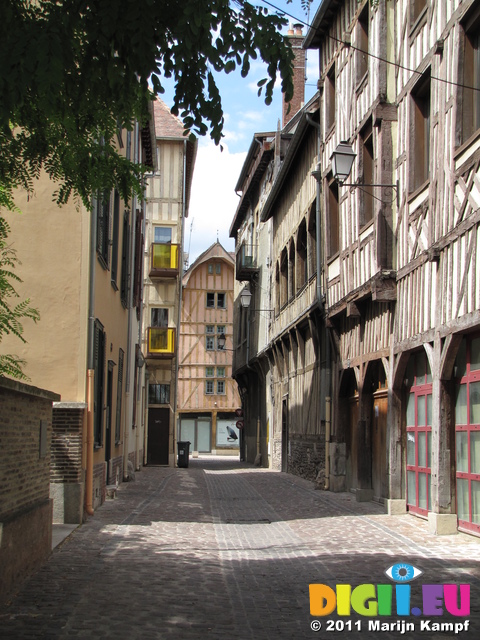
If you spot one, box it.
[177,242,242,456]
[304,0,480,535]
[143,98,196,467]
[231,25,328,477]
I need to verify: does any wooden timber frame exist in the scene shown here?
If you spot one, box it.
[304,0,480,535]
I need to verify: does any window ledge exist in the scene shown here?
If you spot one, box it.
[355,72,368,94]
[327,250,340,265]
[359,218,374,237]
[97,253,108,271]
[454,127,480,161]
[407,179,430,203]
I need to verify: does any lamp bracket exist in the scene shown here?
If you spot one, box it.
[338,179,399,207]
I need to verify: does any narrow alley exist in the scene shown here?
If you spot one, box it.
[1,458,479,639]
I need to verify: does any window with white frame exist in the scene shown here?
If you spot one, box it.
[206,380,214,394]
[206,325,215,351]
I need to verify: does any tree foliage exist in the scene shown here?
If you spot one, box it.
[0,204,40,380]
[0,0,296,207]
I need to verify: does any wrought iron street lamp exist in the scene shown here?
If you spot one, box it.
[327,141,399,207]
[239,287,272,315]
[240,288,252,308]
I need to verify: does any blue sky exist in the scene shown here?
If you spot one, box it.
[160,0,320,265]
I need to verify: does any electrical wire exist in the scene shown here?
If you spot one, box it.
[253,0,480,94]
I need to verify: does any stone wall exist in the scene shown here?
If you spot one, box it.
[0,377,60,602]
[287,432,326,483]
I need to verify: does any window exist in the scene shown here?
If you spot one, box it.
[206,325,226,350]
[217,367,225,377]
[151,308,168,328]
[296,220,307,291]
[288,241,296,301]
[308,205,317,279]
[206,330,215,350]
[360,122,374,227]
[208,263,221,274]
[411,71,431,192]
[126,130,132,161]
[275,263,281,313]
[206,292,215,308]
[327,177,339,258]
[217,380,225,394]
[111,190,120,288]
[206,292,226,308]
[217,326,226,350]
[120,210,130,307]
[460,7,480,144]
[280,249,288,308]
[454,335,480,535]
[325,66,336,132]
[93,320,106,447]
[405,351,433,517]
[206,380,214,394]
[115,349,124,443]
[149,383,170,404]
[206,367,215,377]
[411,0,427,25]
[133,209,143,313]
[96,190,111,267]
[154,227,172,244]
[356,5,369,82]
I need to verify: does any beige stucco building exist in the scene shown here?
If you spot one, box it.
[1,118,154,521]
[177,242,242,456]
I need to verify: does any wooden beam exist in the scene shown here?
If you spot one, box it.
[347,301,361,317]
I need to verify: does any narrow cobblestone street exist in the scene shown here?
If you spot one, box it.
[1,457,479,639]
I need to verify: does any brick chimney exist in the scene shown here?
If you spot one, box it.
[282,23,306,128]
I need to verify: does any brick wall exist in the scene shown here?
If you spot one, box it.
[50,403,85,524]
[110,455,123,486]
[0,377,60,602]
[51,405,84,482]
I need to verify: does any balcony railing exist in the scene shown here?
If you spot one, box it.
[149,243,179,278]
[147,327,176,359]
[235,242,258,281]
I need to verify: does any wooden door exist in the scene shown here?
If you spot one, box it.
[372,390,388,501]
[282,398,288,472]
[148,407,170,465]
[346,396,359,491]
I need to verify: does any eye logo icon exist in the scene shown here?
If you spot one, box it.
[310,561,470,619]
[385,563,423,583]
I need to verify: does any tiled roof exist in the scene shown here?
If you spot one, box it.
[153,97,186,139]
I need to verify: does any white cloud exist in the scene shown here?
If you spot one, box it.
[185,141,247,267]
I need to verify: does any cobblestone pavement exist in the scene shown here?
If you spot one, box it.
[1,457,479,639]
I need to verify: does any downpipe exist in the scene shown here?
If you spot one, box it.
[85,369,94,516]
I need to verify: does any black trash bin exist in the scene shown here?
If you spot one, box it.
[177,441,191,468]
